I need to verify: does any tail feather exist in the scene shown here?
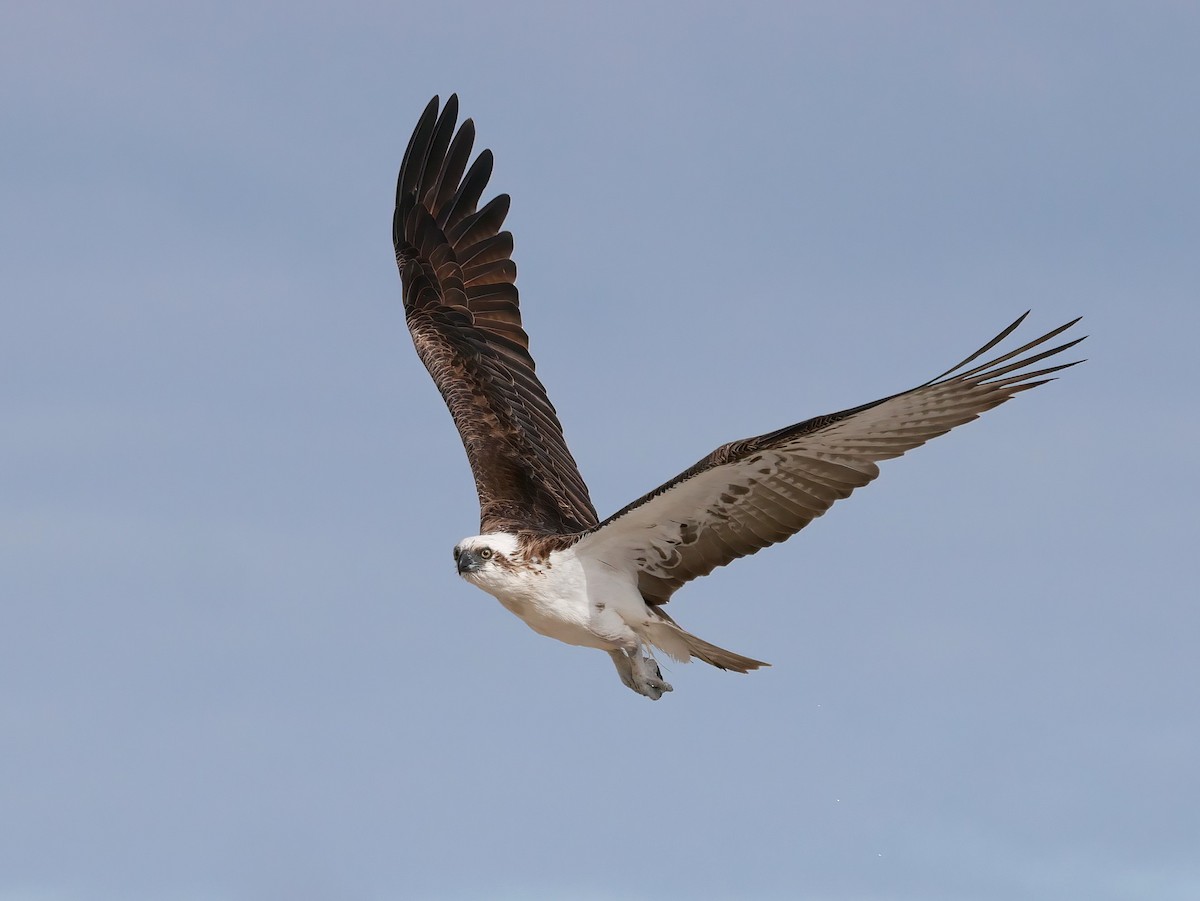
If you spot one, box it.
[679,630,770,673]
[646,612,770,673]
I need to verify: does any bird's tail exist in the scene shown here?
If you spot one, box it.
[646,611,770,674]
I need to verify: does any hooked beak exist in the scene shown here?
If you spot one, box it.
[456,550,484,575]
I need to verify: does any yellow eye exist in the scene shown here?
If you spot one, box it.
[479,548,493,559]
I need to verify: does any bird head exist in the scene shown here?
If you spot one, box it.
[452,533,520,582]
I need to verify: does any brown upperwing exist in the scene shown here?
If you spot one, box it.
[394,95,598,535]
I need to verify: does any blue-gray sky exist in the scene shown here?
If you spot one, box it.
[3,2,1198,900]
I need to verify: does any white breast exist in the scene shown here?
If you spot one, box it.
[468,544,647,651]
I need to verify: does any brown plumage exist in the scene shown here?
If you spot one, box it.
[394,94,597,535]
[394,95,1084,697]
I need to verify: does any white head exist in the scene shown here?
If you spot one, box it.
[452,532,522,590]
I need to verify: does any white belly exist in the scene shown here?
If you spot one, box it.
[470,545,648,651]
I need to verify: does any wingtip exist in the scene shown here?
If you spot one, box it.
[424,93,460,112]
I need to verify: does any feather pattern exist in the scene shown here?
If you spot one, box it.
[394,95,598,534]
[572,313,1085,605]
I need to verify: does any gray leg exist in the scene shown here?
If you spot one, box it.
[609,646,673,700]
[608,650,637,692]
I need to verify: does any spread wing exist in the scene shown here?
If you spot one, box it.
[394,95,598,534]
[572,313,1084,605]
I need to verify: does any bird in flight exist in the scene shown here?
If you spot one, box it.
[393,95,1084,700]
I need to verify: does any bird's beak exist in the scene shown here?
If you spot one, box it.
[456,550,484,575]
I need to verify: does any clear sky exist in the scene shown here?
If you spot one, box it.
[3,2,1198,900]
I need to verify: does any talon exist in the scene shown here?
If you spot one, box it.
[614,645,674,699]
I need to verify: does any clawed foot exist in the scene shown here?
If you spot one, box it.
[633,660,674,700]
[609,648,673,700]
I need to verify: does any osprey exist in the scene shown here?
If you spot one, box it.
[393,95,1083,700]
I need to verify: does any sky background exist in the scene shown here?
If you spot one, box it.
[3,2,1198,900]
